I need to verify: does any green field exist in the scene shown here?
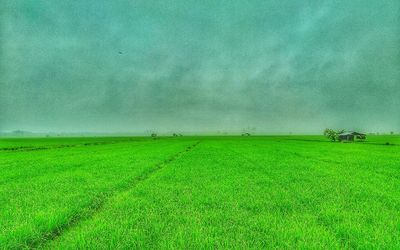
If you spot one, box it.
[1,136,399,249]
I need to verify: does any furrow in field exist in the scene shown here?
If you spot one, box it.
[0,139,197,249]
[0,141,153,186]
[0,138,138,152]
[27,141,200,249]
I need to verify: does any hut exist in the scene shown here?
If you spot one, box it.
[338,132,366,142]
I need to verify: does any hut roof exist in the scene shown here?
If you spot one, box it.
[339,131,366,136]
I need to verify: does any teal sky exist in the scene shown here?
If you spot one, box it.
[1,0,399,134]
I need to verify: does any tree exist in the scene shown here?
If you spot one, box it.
[324,128,344,142]
[324,128,337,141]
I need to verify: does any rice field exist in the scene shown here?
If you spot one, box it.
[0,135,399,249]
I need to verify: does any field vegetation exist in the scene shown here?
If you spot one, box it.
[0,135,399,248]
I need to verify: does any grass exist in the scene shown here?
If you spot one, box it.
[0,135,399,249]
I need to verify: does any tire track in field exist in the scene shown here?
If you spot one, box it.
[0,141,156,187]
[0,139,139,152]
[25,141,200,249]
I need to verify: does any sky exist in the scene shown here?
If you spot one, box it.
[1,0,399,134]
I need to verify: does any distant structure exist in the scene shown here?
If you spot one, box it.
[338,132,366,142]
[12,130,28,135]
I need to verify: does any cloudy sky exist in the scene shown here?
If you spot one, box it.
[1,0,399,134]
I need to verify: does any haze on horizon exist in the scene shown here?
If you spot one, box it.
[1,0,399,134]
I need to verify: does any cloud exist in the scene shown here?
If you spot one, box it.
[1,0,399,133]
